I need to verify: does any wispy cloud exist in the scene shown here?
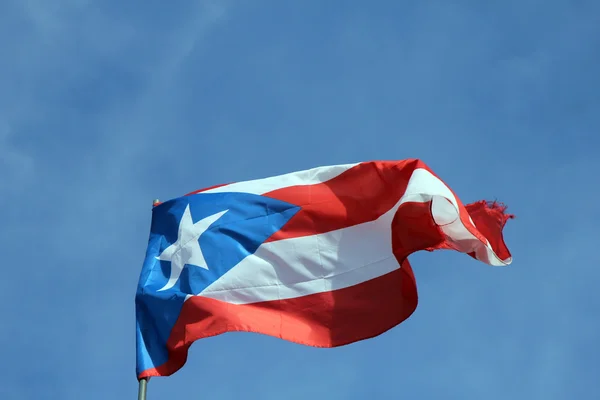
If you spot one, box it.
[0,121,35,198]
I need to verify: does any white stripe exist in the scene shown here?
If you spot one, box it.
[199,203,402,304]
[193,168,511,304]
[202,163,359,195]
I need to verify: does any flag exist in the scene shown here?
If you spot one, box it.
[135,159,513,378]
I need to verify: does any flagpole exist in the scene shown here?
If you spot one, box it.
[136,198,160,400]
[137,378,147,400]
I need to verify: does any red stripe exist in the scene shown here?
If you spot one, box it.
[263,159,425,242]
[138,259,418,379]
[464,200,513,261]
[185,182,231,196]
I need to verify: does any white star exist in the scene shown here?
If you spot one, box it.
[156,205,228,292]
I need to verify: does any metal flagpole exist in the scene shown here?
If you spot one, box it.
[137,378,148,400]
[137,199,160,400]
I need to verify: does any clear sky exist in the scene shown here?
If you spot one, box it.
[1,1,599,399]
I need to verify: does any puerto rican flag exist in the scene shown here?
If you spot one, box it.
[135,159,513,378]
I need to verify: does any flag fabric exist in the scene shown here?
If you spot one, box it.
[135,159,513,378]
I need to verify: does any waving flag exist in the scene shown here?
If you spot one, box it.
[135,159,513,378]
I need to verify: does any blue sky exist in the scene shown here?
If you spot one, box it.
[1,0,599,399]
